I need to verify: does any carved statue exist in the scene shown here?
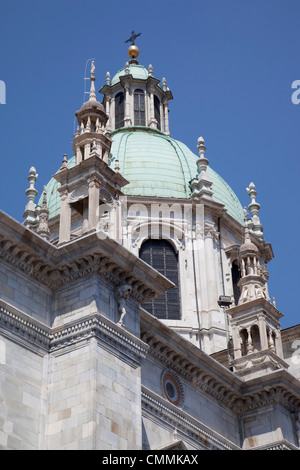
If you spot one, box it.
[114,284,132,327]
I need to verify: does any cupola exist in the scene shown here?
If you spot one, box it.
[99,34,173,135]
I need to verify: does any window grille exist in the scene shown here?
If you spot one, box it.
[140,239,181,320]
[154,95,161,130]
[232,261,241,305]
[134,89,145,126]
[115,92,124,129]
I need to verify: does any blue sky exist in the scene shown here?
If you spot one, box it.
[0,0,299,329]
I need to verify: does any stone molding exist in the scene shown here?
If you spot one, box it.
[249,439,299,450]
[142,386,240,450]
[141,310,300,416]
[0,300,148,364]
[50,311,149,366]
[141,326,240,410]
[0,212,172,304]
[0,301,50,355]
[231,349,288,377]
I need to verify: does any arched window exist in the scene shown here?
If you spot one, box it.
[154,95,161,130]
[251,325,261,352]
[240,329,248,356]
[115,92,124,129]
[139,239,180,320]
[134,89,145,126]
[231,261,241,305]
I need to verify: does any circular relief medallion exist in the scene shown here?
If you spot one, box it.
[161,369,184,407]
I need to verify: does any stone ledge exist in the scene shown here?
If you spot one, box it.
[0,300,50,355]
[0,210,173,303]
[50,311,149,365]
[0,300,148,364]
[244,438,299,450]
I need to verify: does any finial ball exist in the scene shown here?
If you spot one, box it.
[128,45,139,59]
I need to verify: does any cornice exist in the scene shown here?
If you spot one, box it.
[0,300,50,355]
[140,309,300,415]
[228,297,283,320]
[50,311,149,365]
[140,309,242,410]
[0,211,172,303]
[281,324,300,345]
[142,385,240,450]
[250,439,299,450]
[53,154,129,191]
[0,300,148,364]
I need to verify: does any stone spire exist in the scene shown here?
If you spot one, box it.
[190,137,213,199]
[60,154,68,171]
[88,60,97,102]
[36,186,50,241]
[237,208,268,304]
[161,77,167,92]
[105,71,111,85]
[73,60,110,165]
[246,182,263,239]
[23,166,39,228]
[227,208,286,378]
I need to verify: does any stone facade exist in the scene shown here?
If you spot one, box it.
[0,46,300,450]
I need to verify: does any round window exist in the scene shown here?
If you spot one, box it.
[161,370,183,407]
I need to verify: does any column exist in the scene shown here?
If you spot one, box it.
[111,97,115,130]
[59,190,71,244]
[106,96,112,131]
[275,327,284,358]
[124,83,131,126]
[258,313,268,350]
[231,324,242,359]
[149,87,156,128]
[76,146,83,165]
[204,222,219,311]
[82,198,89,233]
[88,178,100,231]
[163,100,170,136]
[84,142,91,160]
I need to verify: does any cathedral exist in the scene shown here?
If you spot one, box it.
[0,36,299,450]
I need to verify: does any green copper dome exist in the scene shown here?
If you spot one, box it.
[109,128,244,224]
[41,127,244,225]
[111,64,150,86]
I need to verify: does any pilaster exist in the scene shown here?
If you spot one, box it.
[88,177,100,231]
[58,189,71,244]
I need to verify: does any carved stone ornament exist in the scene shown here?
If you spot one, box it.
[69,185,89,203]
[114,283,132,327]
